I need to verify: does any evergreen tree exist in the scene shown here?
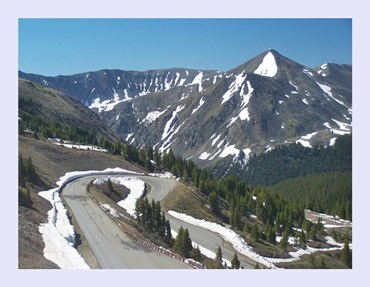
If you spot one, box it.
[252,224,259,242]
[340,238,352,268]
[231,253,241,269]
[208,191,219,214]
[107,178,114,193]
[165,220,172,243]
[309,254,315,268]
[18,155,26,187]
[320,258,327,269]
[154,149,161,166]
[264,223,276,244]
[243,222,251,233]
[25,156,36,183]
[190,245,202,262]
[19,185,32,207]
[215,246,223,268]
[299,230,306,249]
[280,228,289,250]
[173,227,192,258]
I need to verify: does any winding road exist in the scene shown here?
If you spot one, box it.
[62,173,256,269]
[62,175,191,269]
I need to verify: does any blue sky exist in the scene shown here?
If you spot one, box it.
[19,18,351,76]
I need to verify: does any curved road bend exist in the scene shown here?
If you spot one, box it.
[141,176,256,269]
[62,175,191,269]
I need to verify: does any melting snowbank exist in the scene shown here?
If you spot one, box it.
[168,210,275,268]
[94,176,146,217]
[168,210,351,268]
[38,188,89,269]
[38,168,140,269]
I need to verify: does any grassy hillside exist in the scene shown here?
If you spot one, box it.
[18,78,118,143]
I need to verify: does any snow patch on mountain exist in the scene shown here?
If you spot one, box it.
[211,134,222,146]
[329,137,337,146]
[199,152,211,160]
[323,120,351,135]
[191,97,205,115]
[254,51,278,77]
[219,144,240,158]
[161,105,185,140]
[317,63,328,76]
[89,89,131,113]
[141,109,167,126]
[296,139,312,148]
[295,131,318,148]
[303,68,314,77]
[316,82,351,113]
[189,71,204,92]
[221,72,247,104]
[227,116,238,128]
[289,81,299,91]
[301,131,318,140]
[238,108,250,121]
[237,80,253,121]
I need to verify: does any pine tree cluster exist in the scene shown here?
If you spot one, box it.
[135,198,172,244]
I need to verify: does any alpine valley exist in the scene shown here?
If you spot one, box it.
[18,49,352,269]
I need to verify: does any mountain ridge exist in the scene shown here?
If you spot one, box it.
[18,49,352,176]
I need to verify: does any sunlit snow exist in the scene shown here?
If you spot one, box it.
[254,51,278,77]
[199,152,211,160]
[219,144,240,158]
[211,134,221,146]
[189,72,204,92]
[316,82,351,114]
[191,97,205,115]
[141,109,167,126]
[289,81,299,91]
[221,72,247,104]
[238,108,250,121]
[89,89,131,113]
[296,139,312,148]
[161,105,185,140]
[48,138,107,153]
[168,210,275,268]
[302,68,314,77]
[329,137,337,146]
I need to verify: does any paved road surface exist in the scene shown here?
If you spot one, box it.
[62,175,191,269]
[141,176,256,268]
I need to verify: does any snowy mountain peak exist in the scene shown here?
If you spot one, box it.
[253,51,278,77]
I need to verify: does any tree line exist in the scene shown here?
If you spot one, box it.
[18,154,37,207]
[213,134,352,187]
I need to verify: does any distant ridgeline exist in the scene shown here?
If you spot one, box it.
[212,134,351,186]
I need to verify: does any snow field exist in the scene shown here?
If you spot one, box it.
[254,51,278,77]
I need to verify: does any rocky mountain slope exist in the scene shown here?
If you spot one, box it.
[19,49,352,173]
